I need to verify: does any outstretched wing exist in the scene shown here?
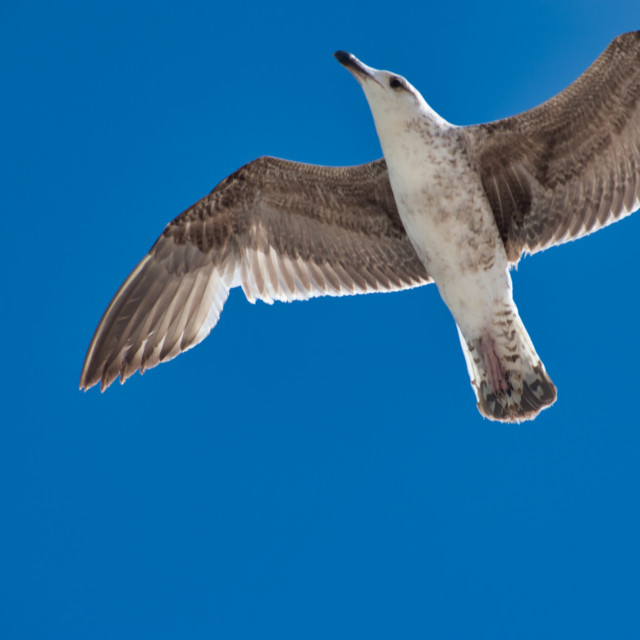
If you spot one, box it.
[80,157,430,391]
[465,31,640,262]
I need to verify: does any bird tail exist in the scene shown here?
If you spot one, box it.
[457,313,557,423]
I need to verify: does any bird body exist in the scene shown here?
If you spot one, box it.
[374,98,507,338]
[338,53,556,419]
[81,33,640,423]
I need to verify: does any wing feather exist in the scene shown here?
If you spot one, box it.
[466,31,640,261]
[80,157,430,391]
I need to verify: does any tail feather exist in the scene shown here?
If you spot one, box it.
[457,315,557,423]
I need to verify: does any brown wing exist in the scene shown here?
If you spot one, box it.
[465,31,640,262]
[79,156,430,391]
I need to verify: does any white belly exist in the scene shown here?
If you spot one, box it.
[385,139,513,340]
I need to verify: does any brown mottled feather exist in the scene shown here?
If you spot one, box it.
[80,157,430,391]
[465,31,640,262]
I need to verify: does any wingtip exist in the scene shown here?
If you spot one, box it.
[78,377,93,393]
[78,367,108,393]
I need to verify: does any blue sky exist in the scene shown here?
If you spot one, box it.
[3,1,640,638]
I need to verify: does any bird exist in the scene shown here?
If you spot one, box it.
[80,32,640,423]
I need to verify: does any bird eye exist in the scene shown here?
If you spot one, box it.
[389,77,403,90]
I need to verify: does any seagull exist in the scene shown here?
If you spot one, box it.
[80,32,640,423]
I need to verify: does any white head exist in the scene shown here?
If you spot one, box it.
[334,51,450,150]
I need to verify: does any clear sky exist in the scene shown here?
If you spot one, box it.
[3,1,640,638]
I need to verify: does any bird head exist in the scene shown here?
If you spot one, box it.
[335,52,424,122]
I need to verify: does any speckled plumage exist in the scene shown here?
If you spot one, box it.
[81,33,640,422]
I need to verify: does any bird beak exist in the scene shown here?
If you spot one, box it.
[334,51,383,86]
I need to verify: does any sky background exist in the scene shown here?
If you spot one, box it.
[3,1,640,638]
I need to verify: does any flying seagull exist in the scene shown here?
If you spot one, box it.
[80,32,640,423]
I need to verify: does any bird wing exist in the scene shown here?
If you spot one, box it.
[464,31,640,262]
[80,156,430,391]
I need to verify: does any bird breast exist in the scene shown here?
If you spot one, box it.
[383,125,512,336]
